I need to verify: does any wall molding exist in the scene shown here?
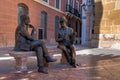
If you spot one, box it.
[33,0,65,14]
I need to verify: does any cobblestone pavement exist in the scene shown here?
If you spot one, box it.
[0,45,120,80]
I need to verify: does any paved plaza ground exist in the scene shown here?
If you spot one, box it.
[0,45,120,80]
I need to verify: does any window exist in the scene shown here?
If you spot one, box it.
[55,0,61,9]
[41,11,47,39]
[67,0,70,5]
[43,0,49,3]
[55,16,59,35]
[86,0,92,6]
[76,0,79,10]
[38,29,44,39]
[18,3,28,24]
[72,0,75,8]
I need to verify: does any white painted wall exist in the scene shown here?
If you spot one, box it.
[81,0,87,45]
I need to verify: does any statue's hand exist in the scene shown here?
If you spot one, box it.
[28,24,34,28]
[73,32,77,36]
[56,37,64,42]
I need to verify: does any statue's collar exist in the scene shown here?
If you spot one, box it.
[60,27,68,30]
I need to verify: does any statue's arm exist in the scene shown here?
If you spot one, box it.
[55,32,63,42]
[70,28,76,44]
[28,24,35,37]
[56,37,63,42]
[20,27,34,41]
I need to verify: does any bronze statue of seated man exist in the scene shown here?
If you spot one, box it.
[14,15,56,74]
[55,16,78,68]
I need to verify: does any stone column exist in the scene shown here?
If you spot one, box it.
[86,13,92,41]
[85,0,93,44]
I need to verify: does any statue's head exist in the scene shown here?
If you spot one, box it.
[59,16,67,28]
[20,15,30,25]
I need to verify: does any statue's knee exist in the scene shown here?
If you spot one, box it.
[58,45,64,49]
[61,47,67,52]
[37,47,42,51]
[41,40,45,44]
[70,45,74,48]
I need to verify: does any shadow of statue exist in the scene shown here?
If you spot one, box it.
[76,48,120,79]
[92,0,103,47]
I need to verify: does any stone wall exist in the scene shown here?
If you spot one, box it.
[91,0,120,50]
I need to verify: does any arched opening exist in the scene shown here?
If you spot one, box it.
[18,3,28,24]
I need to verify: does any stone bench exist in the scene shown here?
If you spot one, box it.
[9,47,64,73]
[9,51,40,72]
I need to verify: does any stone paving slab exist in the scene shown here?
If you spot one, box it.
[1,64,120,80]
[97,64,120,80]
[0,45,120,80]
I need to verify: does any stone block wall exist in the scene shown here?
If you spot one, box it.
[91,0,120,50]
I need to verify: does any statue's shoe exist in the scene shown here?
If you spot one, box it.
[46,58,57,63]
[38,68,48,74]
[72,64,79,68]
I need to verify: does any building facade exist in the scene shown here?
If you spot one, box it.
[0,0,82,47]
